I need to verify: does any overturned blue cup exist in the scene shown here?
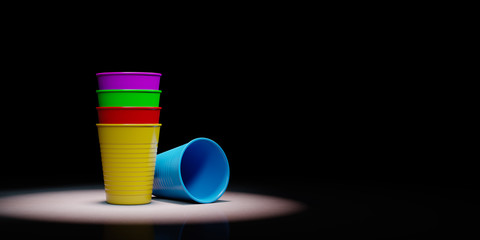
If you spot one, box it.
[153,138,230,203]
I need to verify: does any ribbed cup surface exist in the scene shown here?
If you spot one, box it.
[153,144,186,199]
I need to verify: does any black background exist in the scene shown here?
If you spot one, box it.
[0,5,477,239]
[1,20,473,191]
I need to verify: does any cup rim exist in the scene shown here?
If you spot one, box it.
[96,72,162,77]
[96,107,162,110]
[96,89,162,93]
[177,137,230,203]
[96,124,162,127]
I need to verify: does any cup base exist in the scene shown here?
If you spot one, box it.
[106,194,152,205]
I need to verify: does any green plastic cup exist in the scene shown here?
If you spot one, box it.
[97,90,162,107]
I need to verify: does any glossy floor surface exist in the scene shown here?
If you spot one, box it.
[1,181,479,239]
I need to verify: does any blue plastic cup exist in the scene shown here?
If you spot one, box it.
[153,138,230,203]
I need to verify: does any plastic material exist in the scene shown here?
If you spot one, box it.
[97,123,161,205]
[97,107,161,123]
[153,138,230,203]
[96,90,161,107]
[96,72,161,90]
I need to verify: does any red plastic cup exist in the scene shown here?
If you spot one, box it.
[97,107,161,124]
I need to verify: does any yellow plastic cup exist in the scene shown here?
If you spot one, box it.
[96,123,161,205]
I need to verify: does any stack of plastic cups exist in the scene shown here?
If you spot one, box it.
[96,72,162,205]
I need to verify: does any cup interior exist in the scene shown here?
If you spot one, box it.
[180,139,230,203]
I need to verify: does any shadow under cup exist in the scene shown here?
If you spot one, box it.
[153,138,230,203]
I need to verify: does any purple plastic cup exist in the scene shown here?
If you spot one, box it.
[96,72,162,90]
